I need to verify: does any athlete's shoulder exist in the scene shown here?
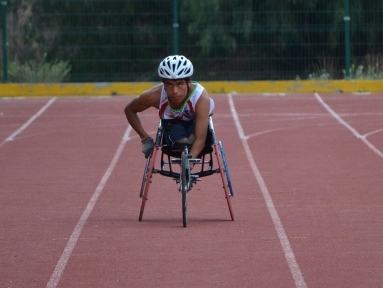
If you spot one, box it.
[192,82,208,95]
[139,83,163,108]
[193,82,214,112]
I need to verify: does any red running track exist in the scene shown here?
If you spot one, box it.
[0,93,382,287]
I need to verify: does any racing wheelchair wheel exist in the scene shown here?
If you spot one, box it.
[180,148,189,227]
[139,154,151,198]
[139,147,157,221]
[218,141,234,197]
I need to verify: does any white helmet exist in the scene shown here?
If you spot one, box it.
[158,55,194,79]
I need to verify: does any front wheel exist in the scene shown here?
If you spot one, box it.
[139,154,151,198]
[180,149,189,227]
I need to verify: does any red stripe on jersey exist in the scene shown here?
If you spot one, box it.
[158,102,169,118]
[187,100,194,114]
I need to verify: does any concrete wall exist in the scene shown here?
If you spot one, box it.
[0,80,382,97]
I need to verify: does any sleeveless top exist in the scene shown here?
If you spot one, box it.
[158,82,215,120]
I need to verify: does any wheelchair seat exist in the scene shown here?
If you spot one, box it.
[160,118,214,159]
[161,142,213,159]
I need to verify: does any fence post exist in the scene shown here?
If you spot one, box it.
[1,0,7,82]
[172,0,179,55]
[344,0,351,79]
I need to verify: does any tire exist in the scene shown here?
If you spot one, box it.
[218,141,234,197]
[139,155,151,198]
[181,150,188,227]
[139,148,157,222]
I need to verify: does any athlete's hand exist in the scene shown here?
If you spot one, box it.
[141,137,155,158]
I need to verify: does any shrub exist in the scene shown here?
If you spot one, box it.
[308,56,337,80]
[8,54,71,83]
[350,53,383,79]
[309,53,383,80]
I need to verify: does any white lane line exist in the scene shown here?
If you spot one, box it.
[315,93,383,159]
[228,94,307,288]
[314,93,362,138]
[228,94,247,140]
[0,97,57,149]
[246,128,284,139]
[364,128,383,138]
[46,125,133,288]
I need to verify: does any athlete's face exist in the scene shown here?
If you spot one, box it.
[163,79,189,105]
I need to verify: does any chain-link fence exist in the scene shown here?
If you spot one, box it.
[1,0,383,82]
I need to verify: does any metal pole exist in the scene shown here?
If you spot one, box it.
[1,0,7,82]
[344,0,351,79]
[172,0,179,54]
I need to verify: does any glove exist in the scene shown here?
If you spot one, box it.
[141,137,155,158]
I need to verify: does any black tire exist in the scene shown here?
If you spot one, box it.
[181,150,188,227]
[139,155,151,198]
[218,141,234,197]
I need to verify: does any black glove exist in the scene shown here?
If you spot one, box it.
[141,137,155,158]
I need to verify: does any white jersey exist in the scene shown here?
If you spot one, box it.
[158,82,214,120]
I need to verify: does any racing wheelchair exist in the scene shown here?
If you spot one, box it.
[138,115,234,227]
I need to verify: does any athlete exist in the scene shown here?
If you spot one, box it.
[124,55,215,162]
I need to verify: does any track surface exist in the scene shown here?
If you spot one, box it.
[1,93,383,287]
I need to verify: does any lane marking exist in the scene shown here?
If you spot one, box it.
[228,94,307,288]
[315,93,383,159]
[365,128,383,138]
[228,94,247,140]
[246,128,284,139]
[46,125,133,288]
[0,97,57,149]
[262,93,286,97]
[352,92,371,96]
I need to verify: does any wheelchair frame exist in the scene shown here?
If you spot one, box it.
[138,115,234,227]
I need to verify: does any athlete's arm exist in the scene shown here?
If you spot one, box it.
[189,90,211,159]
[124,84,162,140]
